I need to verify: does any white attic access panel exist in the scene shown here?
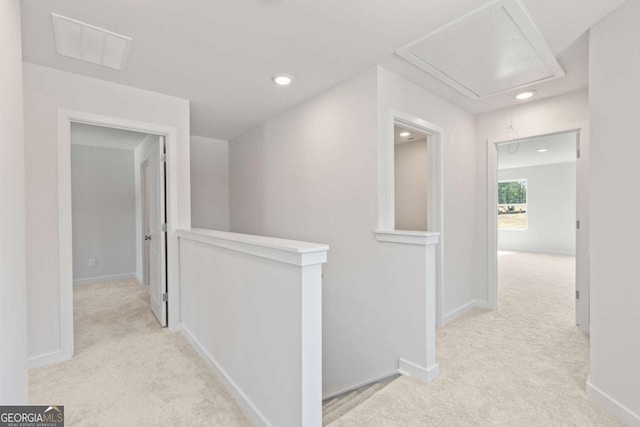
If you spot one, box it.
[396,0,565,99]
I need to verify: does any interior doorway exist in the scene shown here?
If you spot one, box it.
[69,121,169,343]
[489,129,587,331]
[54,109,181,365]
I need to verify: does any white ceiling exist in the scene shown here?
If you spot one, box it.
[21,0,626,139]
[70,122,149,150]
[498,132,577,170]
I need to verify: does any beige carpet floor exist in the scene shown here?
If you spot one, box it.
[328,252,623,426]
[29,278,252,427]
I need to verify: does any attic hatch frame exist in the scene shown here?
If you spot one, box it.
[396,0,565,100]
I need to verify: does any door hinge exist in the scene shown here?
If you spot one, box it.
[160,153,167,162]
[576,290,580,299]
[577,148,581,159]
[161,223,167,232]
[162,293,168,302]
[576,220,580,230]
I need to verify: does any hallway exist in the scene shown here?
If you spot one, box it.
[29,279,251,426]
[27,256,625,426]
[327,252,622,426]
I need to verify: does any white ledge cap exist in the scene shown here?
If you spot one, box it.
[375,230,440,245]
[177,228,329,266]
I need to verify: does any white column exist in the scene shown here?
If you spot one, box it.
[424,237,439,378]
[375,230,441,382]
[301,263,323,427]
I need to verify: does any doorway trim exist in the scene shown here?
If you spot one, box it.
[378,108,445,326]
[141,160,151,285]
[57,108,180,363]
[486,121,589,332]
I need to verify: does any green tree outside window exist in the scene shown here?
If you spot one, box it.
[498,180,527,205]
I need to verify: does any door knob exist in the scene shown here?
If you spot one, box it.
[145,235,151,241]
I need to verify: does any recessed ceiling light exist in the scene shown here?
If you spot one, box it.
[515,90,536,100]
[400,131,411,138]
[273,74,293,86]
[537,148,548,153]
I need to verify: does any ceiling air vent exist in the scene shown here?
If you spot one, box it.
[396,0,564,99]
[52,13,132,71]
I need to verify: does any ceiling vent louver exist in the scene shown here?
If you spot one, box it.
[52,13,132,71]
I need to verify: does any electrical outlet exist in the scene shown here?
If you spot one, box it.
[89,259,96,267]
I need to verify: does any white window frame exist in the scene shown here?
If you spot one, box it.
[497,178,529,231]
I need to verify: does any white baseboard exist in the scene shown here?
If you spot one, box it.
[322,369,399,401]
[73,273,137,286]
[398,359,439,382]
[135,272,144,285]
[179,324,273,427]
[441,300,488,326]
[498,248,576,256]
[587,377,640,426]
[28,349,72,369]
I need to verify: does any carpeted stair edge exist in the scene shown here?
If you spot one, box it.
[323,383,385,426]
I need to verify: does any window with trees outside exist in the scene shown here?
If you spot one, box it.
[498,179,527,230]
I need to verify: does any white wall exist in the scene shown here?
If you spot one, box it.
[588,2,640,424]
[134,134,159,284]
[231,68,413,396]
[0,0,28,404]
[394,139,428,231]
[23,63,190,365]
[190,135,229,231]
[230,67,475,396]
[475,89,589,304]
[71,145,136,281]
[378,67,478,319]
[498,162,576,255]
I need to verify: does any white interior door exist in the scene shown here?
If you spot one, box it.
[148,137,167,326]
